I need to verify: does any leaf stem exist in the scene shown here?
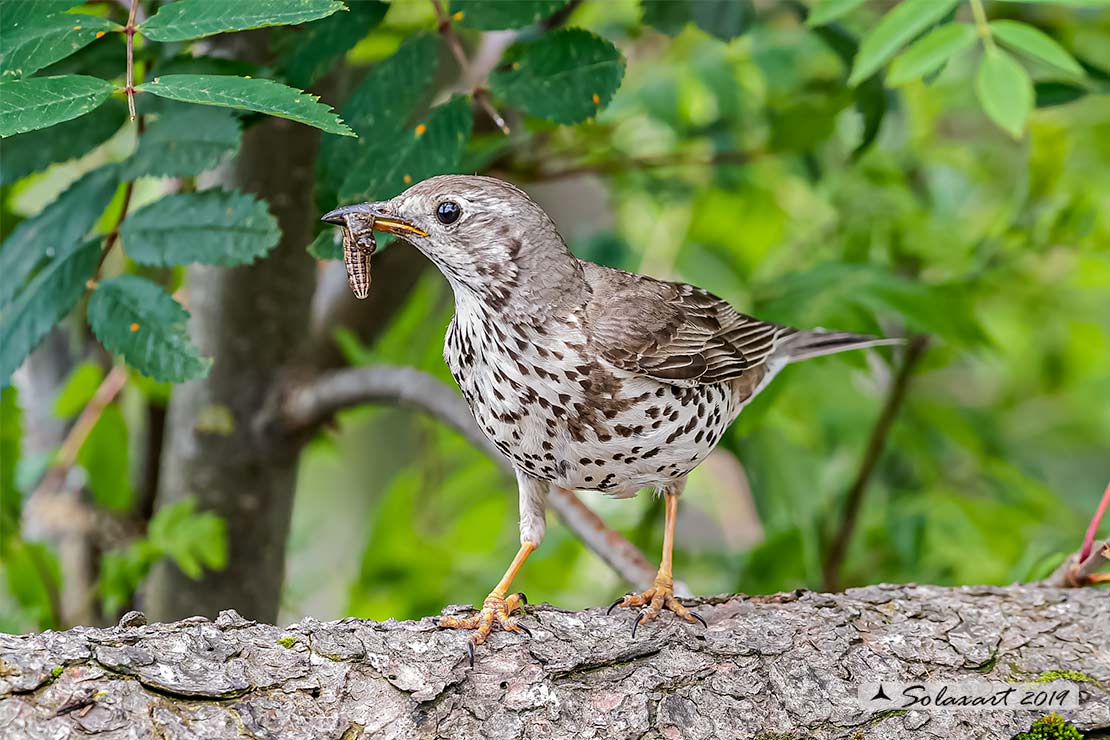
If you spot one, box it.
[125,0,139,120]
[968,0,995,51]
[429,0,510,135]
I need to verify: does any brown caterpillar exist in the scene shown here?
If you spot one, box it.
[341,214,376,299]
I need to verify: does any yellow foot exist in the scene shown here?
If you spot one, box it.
[433,592,531,666]
[607,576,707,637]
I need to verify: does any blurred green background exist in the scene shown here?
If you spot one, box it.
[2,0,1108,632]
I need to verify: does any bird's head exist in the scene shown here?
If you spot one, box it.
[322,175,574,308]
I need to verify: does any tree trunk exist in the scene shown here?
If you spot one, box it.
[3,585,1107,738]
[144,109,319,624]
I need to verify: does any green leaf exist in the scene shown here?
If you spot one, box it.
[994,0,1110,5]
[316,33,440,210]
[87,275,211,383]
[1,386,22,545]
[0,163,120,307]
[137,74,354,137]
[848,0,960,86]
[0,99,125,185]
[122,107,241,179]
[690,0,754,41]
[807,0,869,27]
[1035,80,1088,107]
[450,0,568,30]
[888,23,977,85]
[147,498,227,579]
[0,12,118,79]
[307,229,342,261]
[640,0,690,36]
[0,74,114,137]
[140,0,346,42]
[121,189,280,267]
[78,403,133,511]
[54,361,105,418]
[976,47,1034,138]
[488,28,625,125]
[990,20,1083,76]
[0,239,100,386]
[3,539,61,628]
[340,95,473,203]
[277,0,388,88]
[0,1,83,31]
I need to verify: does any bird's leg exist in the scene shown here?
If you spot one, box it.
[434,541,535,663]
[608,487,706,634]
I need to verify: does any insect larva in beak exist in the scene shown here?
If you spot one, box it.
[341,214,376,299]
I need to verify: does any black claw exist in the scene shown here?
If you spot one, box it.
[607,597,625,615]
[630,610,646,638]
[430,616,440,626]
[466,641,475,667]
[516,623,533,638]
[690,611,708,629]
[516,592,528,606]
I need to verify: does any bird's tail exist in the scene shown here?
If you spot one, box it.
[775,329,904,364]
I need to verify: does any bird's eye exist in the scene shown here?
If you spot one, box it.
[436,201,462,225]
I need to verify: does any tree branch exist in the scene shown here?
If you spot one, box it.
[124,0,139,121]
[283,365,660,589]
[430,0,510,135]
[2,585,1107,738]
[822,335,929,591]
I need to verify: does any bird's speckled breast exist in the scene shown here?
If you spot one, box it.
[444,296,743,497]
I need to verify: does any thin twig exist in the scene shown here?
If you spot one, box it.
[822,335,929,591]
[125,0,139,121]
[430,0,510,135]
[282,365,660,589]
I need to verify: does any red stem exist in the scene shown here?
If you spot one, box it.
[1079,480,1110,564]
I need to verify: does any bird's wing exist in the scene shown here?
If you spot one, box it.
[584,267,792,386]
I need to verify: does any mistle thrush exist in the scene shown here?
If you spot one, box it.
[323,175,900,663]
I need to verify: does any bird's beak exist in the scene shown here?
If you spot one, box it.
[320,202,428,238]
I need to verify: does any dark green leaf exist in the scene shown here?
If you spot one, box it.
[888,23,977,85]
[147,498,227,579]
[0,164,119,307]
[0,239,100,386]
[1,386,22,545]
[976,47,1033,138]
[1034,81,1089,107]
[54,361,105,418]
[0,1,83,31]
[307,229,342,261]
[122,106,241,179]
[3,539,61,628]
[0,99,125,185]
[852,75,886,157]
[640,0,690,36]
[807,0,869,27]
[690,0,753,41]
[0,74,114,137]
[317,33,440,210]
[990,20,1083,76]
[0,12,118,79]
[87,275,211,383]
[137,74,354,136]
[140,0,345,42]
[78,403,133,511]
[450,0,567,30]
[121,189,280,267]
[340,95,473,203]
[848,0,960,86]
[99,541,156,614]
[488,28,625,125]
[277,0,388,88]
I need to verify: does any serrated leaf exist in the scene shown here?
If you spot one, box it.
[0,12,118,79]
[0,74,114,137]
[848,0,960,86]
[976,47,1033,138]
[450,0,567,30]
[140,0,345,42]
[137,74,354,136]
[87,275,211,383]
[690,0,753,41]
[488,28,625,125]
[0,239,100,386]
[0,99,125,185]
[888,23,977,85]
[307,229,342,261]
[121,189,280,267]
[0,163,120,307]
[278,0,387,88]
[316,33,440,210]
[807,0,869,27]
[990,20,1083,76]
[78,403,133,511]
[340,95,473,203]
[122,107,241,179]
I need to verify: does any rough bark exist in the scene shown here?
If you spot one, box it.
[2,585,1107,739]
